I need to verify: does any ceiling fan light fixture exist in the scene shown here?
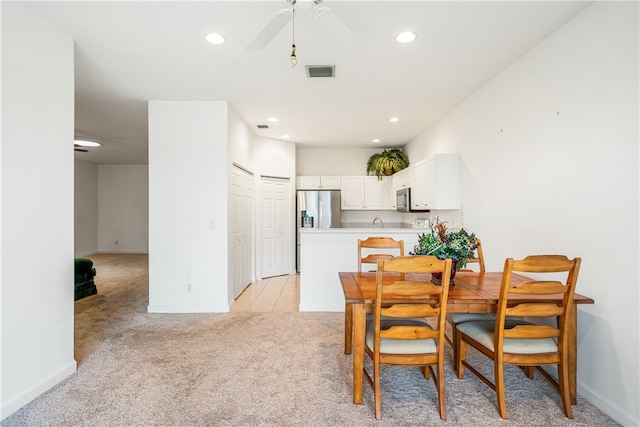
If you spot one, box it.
[290,44,298,67]
[74,139,101,147]
[289,0,298,67]
[396,31,417,43]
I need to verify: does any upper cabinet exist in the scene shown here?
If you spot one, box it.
[411,153,460,210]
[296,176,341,190]
[341,176,393,210]
[392,167,413,193]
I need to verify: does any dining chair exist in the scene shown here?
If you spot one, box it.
[364,255,452,420]
[455,255,581,419]
[345,237,406,354]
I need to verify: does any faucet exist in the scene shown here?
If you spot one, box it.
[373,217,384,228]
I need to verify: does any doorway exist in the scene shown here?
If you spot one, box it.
[260,176,291,278]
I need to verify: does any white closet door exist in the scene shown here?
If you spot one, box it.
[261,177,290,278]
[232,166,253,299]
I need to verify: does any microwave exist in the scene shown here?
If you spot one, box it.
[396,188,411,212]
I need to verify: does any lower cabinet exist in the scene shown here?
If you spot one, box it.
[341,176,393,210]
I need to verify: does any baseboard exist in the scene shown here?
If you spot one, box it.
[577,383,637,426]
[74,251,149,256]
[1,360,76,421]
[98,250,148,254]
[147,304,230,313]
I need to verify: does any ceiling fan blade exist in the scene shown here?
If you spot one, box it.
[74,147,88,152]
[314,5,364,54]
[246,9,292,51]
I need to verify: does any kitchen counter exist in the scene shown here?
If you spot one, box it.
[300,226,421,234]
[339,222,416,230]
[298,228,422,311]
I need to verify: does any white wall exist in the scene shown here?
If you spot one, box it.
[74,159,98,255]
[228,107,254,172]
[98,164,149,253]
[296,147,383,176]
[404,3,639,425]
[1,3,76,419]
[148,101,230,313]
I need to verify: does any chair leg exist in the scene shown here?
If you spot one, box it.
[456,336,466,379]
[494,358,507,419]
[437,361,447,421]
[420,365,431,380]
[452,324,461,375]
[374,358,382,420]
[558,360,574,419]
[524,366,535,379]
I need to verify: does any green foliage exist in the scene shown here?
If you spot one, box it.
[366,148,410,180]
[413,218,478,270]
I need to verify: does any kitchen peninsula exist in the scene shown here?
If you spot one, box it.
[298,225,422,311]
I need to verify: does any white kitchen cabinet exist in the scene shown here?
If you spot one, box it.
[413,153,460,210]
[392,167,413,193]
[410,159,428,209]
[341,176,392,210]
[296,176,341,190]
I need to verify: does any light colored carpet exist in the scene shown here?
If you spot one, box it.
[1,254,618,426]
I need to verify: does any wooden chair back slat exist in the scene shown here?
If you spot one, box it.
[504,324,560,339]
[380,325,438,340]
[510,281,566,294]
[358,237,405,273]
[506,303,564,318]
[381,304,439,318]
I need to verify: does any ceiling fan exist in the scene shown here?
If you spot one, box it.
[74,139,100,153]
[246,0,364,54]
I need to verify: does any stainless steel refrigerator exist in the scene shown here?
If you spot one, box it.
[296,190,341,273]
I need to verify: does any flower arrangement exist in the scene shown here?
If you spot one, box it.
[413,217,478,270]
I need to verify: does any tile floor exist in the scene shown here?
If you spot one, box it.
[232,274,300,312]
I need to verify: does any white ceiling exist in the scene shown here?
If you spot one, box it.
[25,1,592,164]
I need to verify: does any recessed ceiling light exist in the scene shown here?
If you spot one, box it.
[74,139,101,147]
[268,117,279,122]
[372,139,381,143]
[396,31,416,43]
[205,33,226,44]
[389,117,399,123]
[282,134,290,139]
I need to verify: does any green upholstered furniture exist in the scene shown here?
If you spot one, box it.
[74,257,97,300]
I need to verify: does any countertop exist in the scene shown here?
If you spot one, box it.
[299,223,428,234]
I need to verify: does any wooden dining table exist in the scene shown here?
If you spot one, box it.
[340,270,595,406]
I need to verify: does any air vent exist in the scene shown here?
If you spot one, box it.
[256,124,270,129]
[306,65,335,78]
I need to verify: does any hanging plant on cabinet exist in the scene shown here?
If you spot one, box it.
[366,148,410,180]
